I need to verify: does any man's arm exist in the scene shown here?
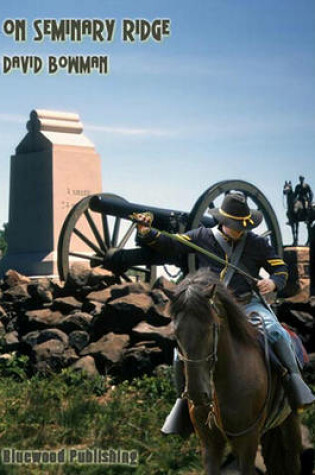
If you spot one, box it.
[137,226,198,258]
[259,239,289,293]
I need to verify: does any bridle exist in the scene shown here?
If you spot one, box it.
[176,321,219,366]
[176,297,220,406]
[175,295,271,438]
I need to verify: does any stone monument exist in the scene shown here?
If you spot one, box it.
[0,109,102,276]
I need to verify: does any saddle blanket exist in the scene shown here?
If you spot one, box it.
[262,324,308,434]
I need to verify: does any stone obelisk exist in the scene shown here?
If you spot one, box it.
[0,109,102,276]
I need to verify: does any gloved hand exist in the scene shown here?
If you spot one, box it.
[133,212,154,235]
[257,278,276,295]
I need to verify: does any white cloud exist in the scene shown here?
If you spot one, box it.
[85,123,175,137]
[0,112,175,137]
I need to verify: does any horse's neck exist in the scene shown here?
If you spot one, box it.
[214,323,238,378]
[214,322,259,390]
[287,190,295,208]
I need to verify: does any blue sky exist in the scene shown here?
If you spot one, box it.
[0,0,314,245]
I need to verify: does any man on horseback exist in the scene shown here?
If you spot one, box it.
[294,176,313,213]
[135,192,315,435]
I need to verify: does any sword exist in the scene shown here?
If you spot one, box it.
[129,213,259,285]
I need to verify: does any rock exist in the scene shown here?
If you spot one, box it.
[0,353,16,362]
[65,264,118,292]
[87,281,150,303]
[132,321,175,348]
[28,281,53,304]
[22,329,69,348]
[150,288,169,307]
[4,314,18,333]
[52,296,83,314]
[80,332,130,364]
[66,263,91,287]
[108,293,152,314]
[5,331,20,351]
[4,270,31,287]
[88,268,118,287]
[50,278,66,297]
[86,288,112,304]
[81,300,104,316]
[147,304,172,326]
[69,331,90,352]
[0,305,7,319]
[70,355,99,377]
[111,282,150,298]
[3,284,31,302]
[121,344,165,379]
[92,293,153,336]
[33,339,65,361]
[27,278,51,290]
[32,340,78,373]
[152,277,176,299]
[58,312,93,333]
[24,309,64,330]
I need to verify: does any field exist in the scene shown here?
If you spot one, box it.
[0,355,314,474]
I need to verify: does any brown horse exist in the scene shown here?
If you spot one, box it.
[171,269,302,474]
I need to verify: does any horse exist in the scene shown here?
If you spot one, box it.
[170,268,302,475]
[283,180,315,245]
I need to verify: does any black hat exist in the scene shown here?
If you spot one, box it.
[209,193,263,231]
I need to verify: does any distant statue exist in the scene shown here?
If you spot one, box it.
[294,176,313,212]
[283,178,315,246]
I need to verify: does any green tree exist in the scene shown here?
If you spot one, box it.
[0,223,8,257]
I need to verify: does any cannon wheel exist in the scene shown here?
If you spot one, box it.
[186,180,283,274]
[57,193,157,283]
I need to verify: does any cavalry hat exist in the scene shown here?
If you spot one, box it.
[209,193,263,231]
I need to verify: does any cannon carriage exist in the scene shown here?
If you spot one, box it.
[57,179,283,283]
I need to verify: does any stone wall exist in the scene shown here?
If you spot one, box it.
[0,267,176,380]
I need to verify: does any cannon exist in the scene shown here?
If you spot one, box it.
[57,179,283,283]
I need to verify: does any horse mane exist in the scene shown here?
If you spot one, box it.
[170,268,259,348]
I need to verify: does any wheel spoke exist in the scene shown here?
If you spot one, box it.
[112,217,121,247]
[101,215,111,249]
[84,210,108,252]
[117,222,137,249]
[69,252,104,262]
[73,228,104,255]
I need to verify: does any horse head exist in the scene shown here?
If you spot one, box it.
[170,271,220,406]
[283,180,293,196]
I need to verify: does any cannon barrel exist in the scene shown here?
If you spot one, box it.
[58,181,283,282]
[89,194,215,233]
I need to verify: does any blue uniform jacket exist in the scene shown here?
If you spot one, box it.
[138,226,288,297]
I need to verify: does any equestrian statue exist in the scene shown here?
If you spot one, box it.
[283,176,315,246]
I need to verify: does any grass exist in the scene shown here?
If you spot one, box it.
[0,354,314,474]
[0,355,202,474]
